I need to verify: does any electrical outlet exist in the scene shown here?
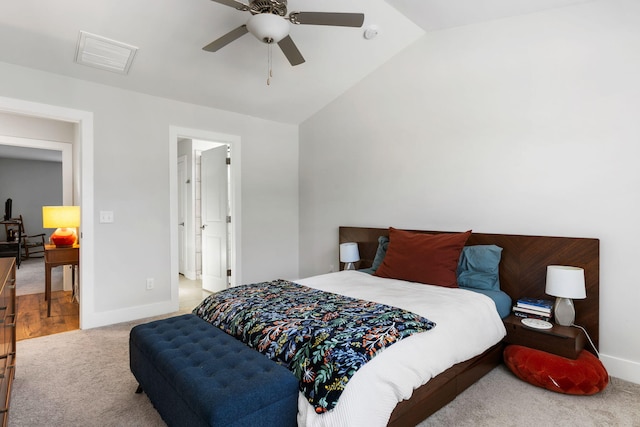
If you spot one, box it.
[146,278,154,290]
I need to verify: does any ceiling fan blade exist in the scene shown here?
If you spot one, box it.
[289,12,365,27]
[203,25,248,52]
[210,0,249,11]
[278,36,305,66]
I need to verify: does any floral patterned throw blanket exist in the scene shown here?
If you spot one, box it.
[193,279,436,413]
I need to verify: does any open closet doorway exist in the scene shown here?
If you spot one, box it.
[172,128,241,312]
[177,138,229,285]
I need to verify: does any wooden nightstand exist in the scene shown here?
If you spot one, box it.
[503,315,585,359]
[44,244,79,317]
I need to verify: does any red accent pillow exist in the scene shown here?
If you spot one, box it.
[373,228,471,288]
[504,345,609,395]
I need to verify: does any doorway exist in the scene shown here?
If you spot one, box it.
[0,96,94,330]
[0,117,79,338]
[170,127,241,310]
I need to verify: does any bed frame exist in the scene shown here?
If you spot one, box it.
[338,227,600,427]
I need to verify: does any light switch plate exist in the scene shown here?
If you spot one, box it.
[99,211,114,223]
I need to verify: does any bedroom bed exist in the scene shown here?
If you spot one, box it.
[134,226,600,427]
[205,227,599,426]
[291,270,505,426]
[338,226,600,426]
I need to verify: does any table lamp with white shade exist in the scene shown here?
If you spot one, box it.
[340,242,360,270]
[545,265,586,326]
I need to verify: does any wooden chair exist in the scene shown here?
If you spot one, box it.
[0,219,22,267]
[3,215,45,259]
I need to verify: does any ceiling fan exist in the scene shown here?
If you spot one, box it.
[203,0,365,66]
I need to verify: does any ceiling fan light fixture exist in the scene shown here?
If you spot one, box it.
[246,13,290,44]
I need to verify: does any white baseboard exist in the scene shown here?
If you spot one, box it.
[82,300,179,330]
[600,353,640,385]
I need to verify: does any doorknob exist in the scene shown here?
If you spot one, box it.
[179,222,185,226]
[201,224,207,230]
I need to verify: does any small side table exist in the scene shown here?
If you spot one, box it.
[44,244,79,317]
[503,314,585,359]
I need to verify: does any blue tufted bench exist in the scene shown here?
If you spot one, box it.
[129,314,299,427]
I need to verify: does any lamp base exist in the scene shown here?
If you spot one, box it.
[344,262,356,271]
[50,227,77,248]
[553,297,576,326]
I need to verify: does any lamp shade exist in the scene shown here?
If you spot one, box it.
[246,13,290,44]
[43,205,81,247]
[340,242,360,263]
[42,206,81,228]
[545,265,586,299]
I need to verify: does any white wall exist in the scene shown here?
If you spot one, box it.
[0,60,299,326]
[0,157,62,237]
[0,111,75,142]
[299,0,640,384]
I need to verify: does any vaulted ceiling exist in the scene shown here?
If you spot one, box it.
[0,0,593,125]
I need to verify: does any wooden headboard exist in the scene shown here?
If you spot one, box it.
[339,227,600,349]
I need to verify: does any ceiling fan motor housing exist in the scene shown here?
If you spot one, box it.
[249,0,287,16]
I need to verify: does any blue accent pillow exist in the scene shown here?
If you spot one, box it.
[465,288,512,318]
[456,245,502,291]
[370,236,389,272]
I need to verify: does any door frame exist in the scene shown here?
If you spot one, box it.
[0,95,94,328]
[169,127,241,300]
[177,154,187,276]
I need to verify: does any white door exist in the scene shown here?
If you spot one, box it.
[177,155,187,275]
[201,145,228,293]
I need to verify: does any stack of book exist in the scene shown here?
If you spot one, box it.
[512,297,553,321]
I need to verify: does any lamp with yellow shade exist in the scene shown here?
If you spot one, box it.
[42,206,81,248]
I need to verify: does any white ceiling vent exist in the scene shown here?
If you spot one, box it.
[74,31,138,75]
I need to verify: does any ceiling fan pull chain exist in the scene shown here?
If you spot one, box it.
[267,42,273,86]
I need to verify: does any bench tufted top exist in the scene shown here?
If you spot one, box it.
[130,314,299,426]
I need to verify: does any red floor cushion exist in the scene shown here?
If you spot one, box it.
[504,344,608,395]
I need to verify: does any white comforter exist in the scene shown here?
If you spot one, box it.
[294,270,506,427]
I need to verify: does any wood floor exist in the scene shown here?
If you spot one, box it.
[16,290,79,341]
[15,276,206,341]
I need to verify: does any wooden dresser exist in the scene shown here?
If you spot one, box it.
[0,258,16,427]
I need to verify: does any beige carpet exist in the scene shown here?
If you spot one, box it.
[419,365,640,426]
[11,317,167,427]
[15,257,63,296]
[10,313,640,427]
